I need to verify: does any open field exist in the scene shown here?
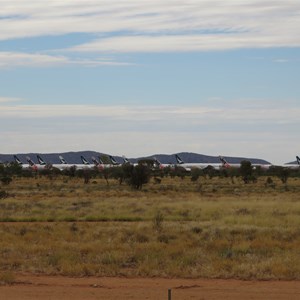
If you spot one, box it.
[1,175,300,280]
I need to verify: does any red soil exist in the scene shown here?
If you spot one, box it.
[1,274,300,300]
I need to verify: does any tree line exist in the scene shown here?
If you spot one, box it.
[1,160,300,190]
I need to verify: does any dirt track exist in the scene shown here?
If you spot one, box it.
[1,274,300,300]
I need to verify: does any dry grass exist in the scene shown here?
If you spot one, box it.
[0,175,300,279]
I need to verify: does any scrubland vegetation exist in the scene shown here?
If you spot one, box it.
[0,162,300,280]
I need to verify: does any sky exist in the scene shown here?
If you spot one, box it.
[0,0,299,164]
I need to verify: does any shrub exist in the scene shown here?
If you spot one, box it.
[153,211,164,232]
[265,177,276,188]
[240,160,253,184]
[0,190,8,199]
[127,164,150,190]
[1,177,12,185]
[0,272,16,285]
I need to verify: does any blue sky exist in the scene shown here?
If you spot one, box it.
[0,1,299,163]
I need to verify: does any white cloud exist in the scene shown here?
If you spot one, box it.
[0,104,299,123]
[0,1,299,66]
[0,52,67,68]
[69,33,300,53]
[0,1,299,52]
[0,52,131,68]
[0,96,23,103]
[273,59,289,63]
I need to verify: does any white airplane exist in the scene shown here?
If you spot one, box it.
[122,155,131,164]
[13,155,32,169]
[153,157,173,170]
[151,156,187,171]
[91,156,108,170]
[36,154,72,171]
[36,155,47,166]
[175,154,221,170]
[61,155,98,170]
[91,155,121,169]
[26,156,39,171]
[15,154,53,170]
[281,156,300,169]
[219,156,274,169]
[56,155,79,170]
[219,155,300,170]
[109,155,121,166]
[102,154,126,168]
[76,155,96,169]
[37,154,90,170]
[58,155,68,165]
[122,155,136,165]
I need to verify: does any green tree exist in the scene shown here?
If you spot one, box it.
[99,155,111,165]
[203,165,218,179]
[1,177,12,185]
[278,167,290,184]
[267,166,291,184]
[127,164,150,190]
[190,168,203,182]
[240,160,253,184]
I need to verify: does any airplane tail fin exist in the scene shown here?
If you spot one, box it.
[122,155,130,164]
[296,156,300,165]
[59,155,67,164]
[14,155,22,165]
[26,156,35,167]
[81,156,90,165]
[26,156,38,170]
[98,156,104,164]
[37,155,46,165]
[175,154,184,164]
[153,157,163,169]
[109,155,118,165]
[91,156,99,166]
[219,156,230,168]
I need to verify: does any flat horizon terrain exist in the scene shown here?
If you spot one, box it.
[1,175,300,279]
[1,175,300,298]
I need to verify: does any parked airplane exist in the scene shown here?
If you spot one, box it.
[95,155,136,168]
[36,154,89,170]
[91,156,107,170]
[37,155,47,166]
[219,155,237,169]
[56,154,103,170]
[13,155,31,169]
[56,155,81,170]
[36,154,68,170]
[13,155,23,166]
[105,154,128,167]
[26,156,39,171]
[122,155,139,167]
[122,156,130,164]
[91,155,121,169]
[109,155,120,166]
[153,157,172,169]
[175,154,221,170]
[73,155,97,169]
[59,155,68,165]
[219,155,300,170]
[281,156,300,169]
[219,156,275,169]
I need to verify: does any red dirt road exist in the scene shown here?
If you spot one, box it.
[1,274,300,300]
